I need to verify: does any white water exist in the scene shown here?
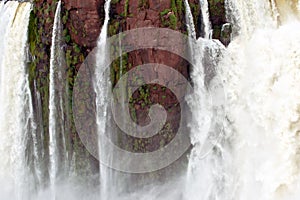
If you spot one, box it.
[200,0,212,39]
[184,0,196,40]
[219,0,300,199]
[0,1,35,199]
[1,0,300,200]
[184,1,227,200]
[33,80,45,185]
[94,0,112,198]
[48,1,71,198]
[186,0,300,199]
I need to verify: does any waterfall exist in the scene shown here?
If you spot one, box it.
[1,0,300,199]
[94,0,112,198]
[184,0,196,39]
[200,0,212,39]
[219,0,300,199]
[184,0,227,199]
[49,1,69,197]
[0,1,35,199]
[94,0,112,145]
[33,80,45,185]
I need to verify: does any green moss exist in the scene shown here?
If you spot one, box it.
[160,9,171,16]
[70,24,78,35]
[62,10,69,25]
[65,35,71,43]
[45,4,51,15]
[160,5,178,30]
[66,50,72,67]
[171,0,177,14]
[73,44,81,53]
[124,0,129,17]
[138,0,148,9]
[63,29,71,43]
[28,11,38,85]
[169,13,177,29]
[176,0,183,15]
[108,21,120,36]
[111,52,128,86]
[138,85,151,104]
[207,0,226,40]
[161,16,178,29]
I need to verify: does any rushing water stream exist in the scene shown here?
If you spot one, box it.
[220,1,300,199]
[49,1,70,198]
[0,0,300,199]
[0,1,35,199]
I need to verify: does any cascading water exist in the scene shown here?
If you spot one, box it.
[219,0,300,199]
[32,80,45,186]
[94,0,112,198]
[184,0,196,40]
[200,0,212,39]
[48,0,69,198]
[184,0,227,199]
[95,0,192,198]
[0,1,35,199]
[1,0,300,199]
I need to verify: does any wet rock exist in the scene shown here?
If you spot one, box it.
[220,22,232,46]
[63,0,104,48]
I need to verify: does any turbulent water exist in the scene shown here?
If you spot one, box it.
[1,0,300,200]
[0,1,93,200]
[0,1,35,199]
[186,0,300,200]
[184,0,226,199]
[219,1,300,199]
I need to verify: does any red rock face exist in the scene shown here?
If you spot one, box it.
[125,0,170,28]
[63,0,104,48]
[30,0,192,176]
[108,0,190,152]
[110,0,188,82]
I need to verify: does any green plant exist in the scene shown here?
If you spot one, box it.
[124,0,129,17]
[160,8,178,30]
[62,10,69,24]
[169,13,177,29]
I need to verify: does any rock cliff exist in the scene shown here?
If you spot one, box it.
[27,0,229,173]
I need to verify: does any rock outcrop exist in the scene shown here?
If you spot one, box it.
[27,0,230,176]
[63,0,104,48]
[107,0,190,153]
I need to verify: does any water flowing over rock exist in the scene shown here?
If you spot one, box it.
[1,0,300,199]
[48,1,70,197]
[219,1,300,199]
[0,1,35,199]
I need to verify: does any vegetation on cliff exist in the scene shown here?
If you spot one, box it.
[27,0,230,176]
